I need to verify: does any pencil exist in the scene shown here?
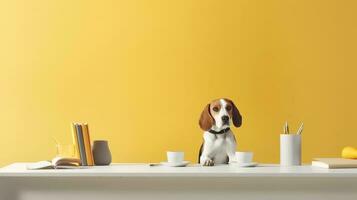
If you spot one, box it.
[297,123,304,135]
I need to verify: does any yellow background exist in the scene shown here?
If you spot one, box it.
[0,0,356,166]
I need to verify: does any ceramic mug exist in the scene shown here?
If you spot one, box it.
[167,151,184,163]
[235,151,253,164]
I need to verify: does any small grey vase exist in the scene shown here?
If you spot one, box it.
[92,140,112,165]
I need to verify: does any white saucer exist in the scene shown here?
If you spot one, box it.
[160,161,190,167]
[230,162,258,167]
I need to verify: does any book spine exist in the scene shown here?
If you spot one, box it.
[71,123,80,158]
[81,123,94,166]
[75,123,88,166]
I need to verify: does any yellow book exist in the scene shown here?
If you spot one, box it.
[71,123,80,158]
[81,123,94,165]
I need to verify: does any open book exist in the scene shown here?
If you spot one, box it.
[27,157,82,170]
[312,158,357,169]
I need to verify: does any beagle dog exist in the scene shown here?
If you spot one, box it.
[198,98,242,166]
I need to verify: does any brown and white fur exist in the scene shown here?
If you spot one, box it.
[198,98,242,166]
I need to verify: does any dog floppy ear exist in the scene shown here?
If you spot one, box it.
[231,101,242,128]
[199,104,214,131]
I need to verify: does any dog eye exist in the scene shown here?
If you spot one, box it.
[226,105,232,111]
[212,107,219,112]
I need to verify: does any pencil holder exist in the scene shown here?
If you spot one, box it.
[280,134,301,166]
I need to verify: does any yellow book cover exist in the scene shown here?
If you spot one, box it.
[71,123,80,158]
[81,123,94,165]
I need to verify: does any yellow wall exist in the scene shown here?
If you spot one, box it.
[1,0,357,166]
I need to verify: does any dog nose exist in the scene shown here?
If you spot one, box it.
[222,116,229,123]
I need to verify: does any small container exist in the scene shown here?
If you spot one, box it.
[235,151,253,164]
[280,134,301,166]
[167,151,184,163]
[92,140,112,165]
[56,144,75,158]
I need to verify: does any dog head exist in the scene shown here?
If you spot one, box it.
[199,98,242,131]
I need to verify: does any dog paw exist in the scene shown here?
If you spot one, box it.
[202,159,214,166]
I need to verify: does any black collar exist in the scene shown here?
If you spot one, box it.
[208,128,230,135]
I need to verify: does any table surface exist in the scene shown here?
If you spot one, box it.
[1,163,357,177]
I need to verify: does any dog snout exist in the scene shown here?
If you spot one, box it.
[222,115,229,124]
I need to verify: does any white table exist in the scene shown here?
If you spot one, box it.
[1,163,357,200]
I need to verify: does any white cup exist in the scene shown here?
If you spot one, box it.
[167,151,184,163]
[280,134,301,166]
[235,151,253,164]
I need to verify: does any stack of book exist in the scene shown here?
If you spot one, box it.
[71,123,94,166]
[312,158,357,169]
